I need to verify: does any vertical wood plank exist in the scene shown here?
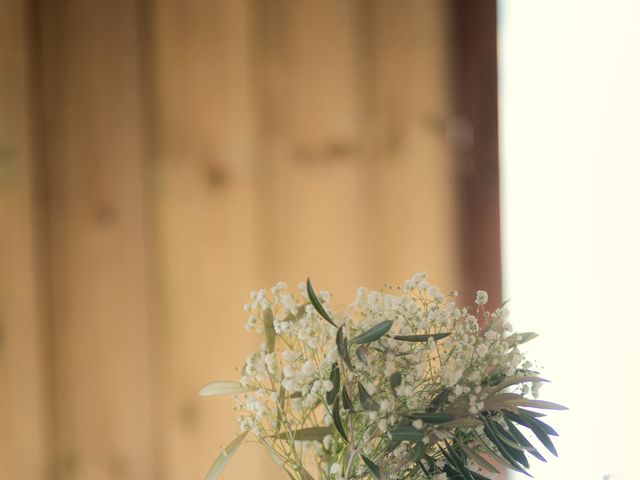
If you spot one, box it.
[255,0,370,305]
[0,0,50,478]
[37,1,155,478]
[363,0,460,292]
[150,1,272,478]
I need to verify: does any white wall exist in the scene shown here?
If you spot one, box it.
[500,1,640,479]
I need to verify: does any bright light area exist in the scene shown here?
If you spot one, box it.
[500,1,640,479]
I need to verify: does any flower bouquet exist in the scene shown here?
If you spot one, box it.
[201,273,565,479]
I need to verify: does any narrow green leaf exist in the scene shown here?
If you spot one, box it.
[489,421,531,466]
[358,382,379,411]
[504,398,567,411]
[505,331,538,347]
[332,397,349,442]
[459,441,500,475]
[352,320,394,344]
[389,425,424,442]
[407,412,455,424]
[389,371,402,397]
[336,326,353,370]
[516,415,558,457]
[482,419,532,476]
[274,426,333,441]
[440,417,484,428]
[413,440,426,462]
[355,346,369,366]
[427,389,450,412]
[361,455,382,479]
[485,376,549,396]
[341,386,354,411]
[326,363,340,405]
[205,431,248,480]
[505,418,546,462]
[263,308,276,353]
[392,333,451,342]
[199,381,254,397]
[306,278,337,327]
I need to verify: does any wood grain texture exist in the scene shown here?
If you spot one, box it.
[0,0,50,478]
[36,0,155,478]
[362,0,460,293]
[150,0,272,478]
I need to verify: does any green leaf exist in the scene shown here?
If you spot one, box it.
[506,398,568,411]
[361,455,382,479]
[199,381,254,397]
[341,386,354,411]
[332,396,349,442]
[459,441,500,475]
[326,363,340,405]
[274,426,333,441]
[205,431,248,480]
[358,382,379,411]
[514,414,558,457]
[413,440,426,462]
[389,371,402,397]
[392,333,451,342]
[438,442,473,480]
[336,326,353,370]
[505,331,538,347]
[306,278,337,327]
[355,346,369,366]
[427,389,450,412]
[389,425,424,442]
[485,375,548,396]
[263,308,276,353]
[407,412,455,424]
[505,418,546,462]
[352,320,394,344]
[482,420,532,476]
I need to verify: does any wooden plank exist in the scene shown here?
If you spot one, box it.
[0,0,51,478]
[150,1,272,478]
[255,0,371,305]
[451,0,502,307]
[362,0,461,292]
[36,1,155,478]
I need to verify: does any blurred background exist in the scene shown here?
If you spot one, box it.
[0,0,637,479]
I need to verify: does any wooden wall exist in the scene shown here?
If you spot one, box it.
[0,1,498,479]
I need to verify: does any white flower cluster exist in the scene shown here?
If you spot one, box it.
[204,273,562,480]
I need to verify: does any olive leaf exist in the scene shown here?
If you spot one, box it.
[336,326,353,370]
[351,320,394,344]
[358,382,379,411]
[389,371,402,397]
[392,333,451,342]
[355,345,369,366]
[332,396,349,442]
[341,386,354,411]
[459,440,500,475]
[306,278,337,327]
[406,412,455,424]
[205,431,248,480]
[275,426,333,441]
[199,381,254,397]
[389,425,423,442]
[361,455,382,479]
[326,363,340,405]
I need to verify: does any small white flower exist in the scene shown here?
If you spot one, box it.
[475,290,488,305]
[411,419,423,429]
